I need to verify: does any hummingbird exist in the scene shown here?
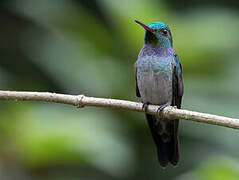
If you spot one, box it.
[135,20,184,167]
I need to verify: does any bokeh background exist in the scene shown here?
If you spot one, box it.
[0,0,239,179]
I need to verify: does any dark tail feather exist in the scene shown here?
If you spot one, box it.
[145,114,179,167]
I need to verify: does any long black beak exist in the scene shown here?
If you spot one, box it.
[135,20,154,32]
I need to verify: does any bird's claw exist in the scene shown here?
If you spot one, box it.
[156,104,168,117]
[142,102,149,112]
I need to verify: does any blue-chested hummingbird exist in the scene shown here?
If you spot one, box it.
[135,20,184,167]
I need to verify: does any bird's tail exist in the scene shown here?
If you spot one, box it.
[145,113,179,167]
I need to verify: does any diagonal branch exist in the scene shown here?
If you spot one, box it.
[0,90,238,129]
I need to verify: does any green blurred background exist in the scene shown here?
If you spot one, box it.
[0,0,239,179]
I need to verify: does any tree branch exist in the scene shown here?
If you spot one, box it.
[0,90,238,129]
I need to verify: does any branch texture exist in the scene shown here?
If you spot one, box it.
[0,90,238,129]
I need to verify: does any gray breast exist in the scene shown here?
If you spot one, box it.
[136,55,173,105]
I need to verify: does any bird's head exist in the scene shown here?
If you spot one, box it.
[135,20,173,48]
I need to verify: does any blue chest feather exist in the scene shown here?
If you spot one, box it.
[136,45,175,105]
[137,55,173,77]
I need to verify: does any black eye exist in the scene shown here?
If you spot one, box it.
[162,29,167,35]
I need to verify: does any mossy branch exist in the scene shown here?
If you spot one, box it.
[0,90,238,129]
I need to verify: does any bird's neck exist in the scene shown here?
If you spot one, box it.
[145,41,172,48]
[139,44,174,57]
[144,31,172,48]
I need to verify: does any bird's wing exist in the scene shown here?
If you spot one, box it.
[135,65,141,97]
[172,54,184,108]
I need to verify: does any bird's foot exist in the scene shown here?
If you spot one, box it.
[142,102,149,112]
[156,104,168,118]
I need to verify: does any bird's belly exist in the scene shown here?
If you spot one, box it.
[137,58,173,105]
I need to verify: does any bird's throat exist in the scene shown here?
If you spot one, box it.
[144,31,172,48]
[144,31,158,46]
